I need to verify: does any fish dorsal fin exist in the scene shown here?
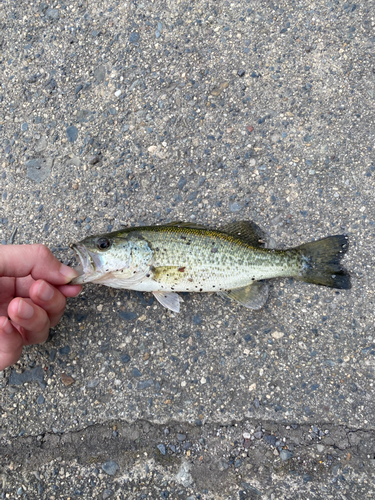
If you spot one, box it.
[218,281,269,310]
[220,221,267,248]
[163,221,209,230]
[153,290,183,312]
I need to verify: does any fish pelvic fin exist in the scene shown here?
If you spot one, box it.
[294,235,351,289]
[153,291,183,312]
[218,281,269,310]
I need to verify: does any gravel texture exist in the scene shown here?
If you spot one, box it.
[0,0,374,498]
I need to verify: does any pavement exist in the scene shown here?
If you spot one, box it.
[0,0,374,498]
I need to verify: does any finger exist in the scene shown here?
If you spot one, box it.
[0,317,24,371]
[28,280,67,328]
[15,275,36,298]
[57,284,82,297]
[7,298,50,345]
[0,244,78,285]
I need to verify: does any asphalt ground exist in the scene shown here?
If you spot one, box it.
[0,0,374,498]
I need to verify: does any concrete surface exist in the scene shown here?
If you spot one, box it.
[0,0,374,498]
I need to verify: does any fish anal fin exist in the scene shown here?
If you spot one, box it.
[218,281,269,310]
[221,221,268,248]
[153,290,183,312]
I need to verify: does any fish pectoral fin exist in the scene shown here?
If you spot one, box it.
[218,281,269,310]
[221,221,269,248]
[153,291,184,313]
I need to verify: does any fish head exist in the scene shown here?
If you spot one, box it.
[70,233,152,285]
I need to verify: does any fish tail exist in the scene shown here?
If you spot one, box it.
[294,235,351,289]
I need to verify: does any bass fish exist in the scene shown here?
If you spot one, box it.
[70,221,350,313]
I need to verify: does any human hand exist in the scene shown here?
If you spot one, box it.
[0,244,81,371]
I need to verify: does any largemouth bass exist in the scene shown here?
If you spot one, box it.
[70,221,350,312]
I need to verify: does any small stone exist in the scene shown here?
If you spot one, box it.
[279,450,293,461]
[37,394,45,404]
[46,8,59,19]
[87,379,99,388]
[237,70,245,77]
[114,89,121,97]
[66,126,78,143]
[102,460,119,476]
[229,202,242,213]
[59,346,70,356]
[246,125,254,133]
[9,366,45,389]
[137,379,154,390]
[132,368,142,377]
[17,487,23,495]
[317,444,325,452]
[177,433,186,441]
[129,32,140,43]
[89,155,101,165]
[309,169,315,175]
[258,186,265,193]
[26,158,53,183]
[35,137,47,152]
[120,354,131,363]
[119,311,137,321]
[271,331,284,339]
[157,444,166,455]
[94,65,106,83]
[102,489,113,500]
[61,373,75,386]
[21,123,28,131]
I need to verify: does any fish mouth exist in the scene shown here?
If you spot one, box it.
[70,243,95,284]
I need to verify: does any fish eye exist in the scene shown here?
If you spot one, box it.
[96,237,111,250]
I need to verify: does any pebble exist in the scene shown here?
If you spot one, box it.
[132,368,142,377]
[279,450,293,461]
[21,123,28,131]
[119,311,137,320]
[102,489,113,499]
[9,366,46,389]
[102,461,120,476]
[66,126,78,143]
[87,379,99,388]
[129,32,140,43]
[229,202,242,213]
[61,373,75,387]
[94,65,106,83]
[137,379,154,390]
[157,444,166,455]
[114,89,121,97]
[37,394,45,405]
[59,346,70,356]
[120,354,131,363]
[316,444,325,452]
[271,331,284,339]
[46,7,59,19]
[26,158,53,183]
[177,433,186,441]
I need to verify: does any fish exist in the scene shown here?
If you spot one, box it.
[70,220,350,313]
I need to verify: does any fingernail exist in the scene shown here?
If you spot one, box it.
[0,317,13,335]
[37,281,54,302]
[59,264,78,283]
[17,299,34,320]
